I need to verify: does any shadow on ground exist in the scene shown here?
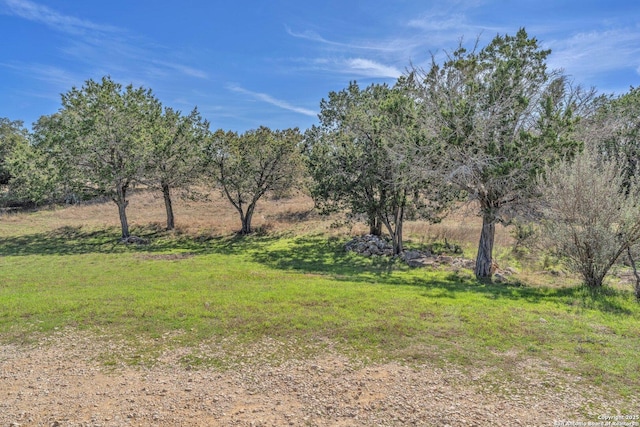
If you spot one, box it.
[0,224,278,257]
[0,226,633,314]
[247,234,634,315]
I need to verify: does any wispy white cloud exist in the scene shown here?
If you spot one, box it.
[345,58,402,79]
[285,24,413,80]
[152,60,208,79]
[548,28,640,78]
[1,0,207,82]
[227,84,316,117]
[285,27,333,44]
[0,61,80,89]
[407,13,471,32]
[285,26,396,52]
[288,57,403,80]
[404,10,504,51]
[1,0,120,34]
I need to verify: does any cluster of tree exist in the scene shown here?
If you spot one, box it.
[306,29,587,277]
[1,76,303,239]
[305,28,640,296]
[2,28,640,295]
[304,80,455,256]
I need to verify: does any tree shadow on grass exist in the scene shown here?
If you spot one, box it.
[0,224,285,257]
[0,225,124,256]
[0,227,634,315]
[250,234,398,278]
[248,235,636,315]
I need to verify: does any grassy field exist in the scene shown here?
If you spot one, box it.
[1,191,639,410]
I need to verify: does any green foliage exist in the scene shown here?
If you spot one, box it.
[206,126,304,234]
[143,106,210,229]
[33,76,162,238]
[5,138,61,205]
[587,86,640,190]
[509,219,537,253]
[1,118,69,206]
[145,106,210,189]
[0,118,29,186]
[413,28,593,277]
[305,81,453,254]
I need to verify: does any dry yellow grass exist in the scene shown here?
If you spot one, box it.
[0,190,514,250]
[404,204,514,254]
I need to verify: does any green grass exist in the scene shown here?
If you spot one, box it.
[1,225,639,408]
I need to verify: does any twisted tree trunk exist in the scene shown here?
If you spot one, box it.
[115,183,130,239]
[475,212,495,279]
[162,182,175,230]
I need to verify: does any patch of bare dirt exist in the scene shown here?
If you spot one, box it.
[0,331,633,426]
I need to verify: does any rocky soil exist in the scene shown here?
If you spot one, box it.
[1,331,631,427]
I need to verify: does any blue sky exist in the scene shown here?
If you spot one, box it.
[1,0,639,132]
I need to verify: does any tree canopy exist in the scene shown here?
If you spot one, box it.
[411,28,592,278]
[34,76,161,238]
[305,81,451,255]
[0,118,29,186]
[144,106,210,230]
[206,126,304,234]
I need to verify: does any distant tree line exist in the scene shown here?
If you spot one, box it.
[2,28,640,297]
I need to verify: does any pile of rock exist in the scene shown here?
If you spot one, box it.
[121,235,149,245]
[344,234,393,257]
[345,235,477,272]
[344,235,518,278]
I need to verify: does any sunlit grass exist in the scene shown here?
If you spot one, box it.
[1,194,639,410]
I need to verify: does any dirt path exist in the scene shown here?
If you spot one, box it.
[0,332,632,426]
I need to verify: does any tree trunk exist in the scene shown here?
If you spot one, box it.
[580,256,606,290]
[381,206,404,256]
[393,218,403,255]
[584,274,605,290]
[240,204,255,235]
[368,215,382,236]
[393,205,404,255]
[115,184,130,239]
[475,212,495,279]
[162,182,175,230]
[627,247,640,301]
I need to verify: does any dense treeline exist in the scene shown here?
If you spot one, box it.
[1,29,640,296]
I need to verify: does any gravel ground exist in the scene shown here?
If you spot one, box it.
[0,331,635,427]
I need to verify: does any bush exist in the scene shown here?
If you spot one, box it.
[538,147,640,291]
